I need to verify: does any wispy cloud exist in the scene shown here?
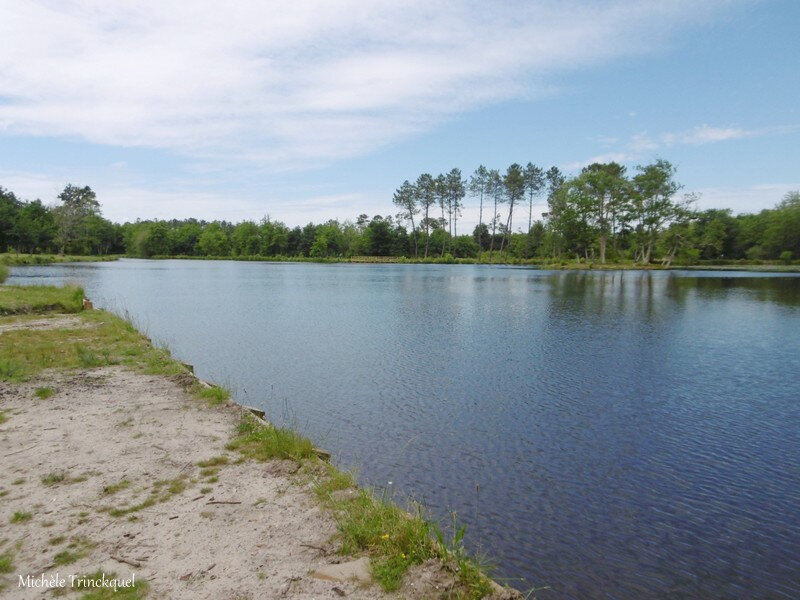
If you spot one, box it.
[568,123,797,171]
[662,124,798,146]
[0,0,743,170]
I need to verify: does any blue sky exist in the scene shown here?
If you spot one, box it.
[0,0,797,231]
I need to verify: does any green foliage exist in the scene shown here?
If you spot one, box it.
[0,264,7,283]
[780,250,793,264]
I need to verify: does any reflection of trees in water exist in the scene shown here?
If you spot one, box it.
[542,270,800,315]
[544,270,664,319]
[666,274,800,308]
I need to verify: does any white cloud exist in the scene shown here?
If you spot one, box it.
[0,169,376,224]
[661,124,799,146]
[0,0,742,170]
[570,122,797,173]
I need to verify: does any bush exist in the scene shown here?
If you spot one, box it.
[780,250,793,264]
[746,245,766,261]
[0,264,8,283]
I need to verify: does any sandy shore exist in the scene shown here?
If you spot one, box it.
[0,313,519,599]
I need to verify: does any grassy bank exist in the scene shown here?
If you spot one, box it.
[0,253,120,266]
[0,284,507,598]
[139,253,800,271]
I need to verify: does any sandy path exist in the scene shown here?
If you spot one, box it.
[0,367,396,599]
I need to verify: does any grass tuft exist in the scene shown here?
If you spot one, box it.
[194,384,230,406]
[42,472,67,486]
[108,476,189,517]
[0,550,13,574]
[226,416,314,462]
[53,537,95,566]
[101,479,131,496]
[11,511,32,523]
[197,455,229,468]
[35,386,54,399]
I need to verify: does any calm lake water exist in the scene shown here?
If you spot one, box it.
[8,260,800,599]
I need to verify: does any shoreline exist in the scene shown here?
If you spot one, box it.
[4,252,797,274]
[0,286,520,599]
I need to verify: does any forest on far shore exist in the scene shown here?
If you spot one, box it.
[1,160,799,265]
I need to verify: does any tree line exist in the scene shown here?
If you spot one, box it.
[1,162,798,264]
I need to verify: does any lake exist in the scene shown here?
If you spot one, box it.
[8,260,800,599]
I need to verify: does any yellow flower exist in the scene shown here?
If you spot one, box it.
[381,534,390,540]
[401,553,406,559]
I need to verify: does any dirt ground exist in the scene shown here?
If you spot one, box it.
[0,364,477,599]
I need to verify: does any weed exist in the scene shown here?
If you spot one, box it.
[102,479,131,496]
[10,511,32,523]
[49,535,67,546]
[197,455,229,468]
[42,472,67,486]
[0,550,13,574]
[54,537,94,565]
[35,386,54,399]
[0,410,7,425]
[108,476,188,517]
[200,486,213,494]
[11,478,25,485]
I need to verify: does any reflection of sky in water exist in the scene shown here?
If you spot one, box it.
[8,261,800,600]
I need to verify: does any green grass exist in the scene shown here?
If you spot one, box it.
[313,465,494,597]
[0,410,7,425]
[101,479,131,496]
[197,455,229,468]
[0,284,84,315]
[0,302,187,383]
[0,550,13,573]
[42,472,67,486]
[194,384,230,406]
[226,416,315,462]
[74,570,149,599]
[0,253,120,266]
[107,476,189,517]
[53,537,95,565]
[10,511,32,523]
[0,264,8,284]
[35,386,54,399]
